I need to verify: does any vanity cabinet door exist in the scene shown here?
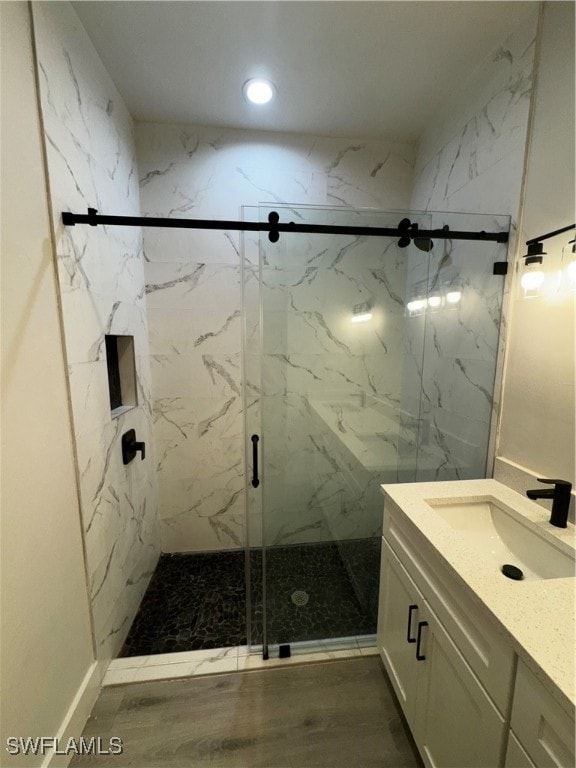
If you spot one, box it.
[505,732,537,768]
[414,613,506,768]
[377,539,426,724]
[510,661,575,768]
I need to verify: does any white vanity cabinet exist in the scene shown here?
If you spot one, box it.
[505,733,537,768]
[377,539,422,723]
[378,539,507,768]
[377,482,575,768]
[507,661,575,768]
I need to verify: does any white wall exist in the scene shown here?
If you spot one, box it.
[32,1,161,660]
[495,2,575,508]
[0,4,99,765]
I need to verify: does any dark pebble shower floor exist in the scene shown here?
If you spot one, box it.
[119,539,380,656]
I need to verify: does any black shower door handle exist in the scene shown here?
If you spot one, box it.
[251,434,260,488]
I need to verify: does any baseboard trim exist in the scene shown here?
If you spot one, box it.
[42,659,108,768]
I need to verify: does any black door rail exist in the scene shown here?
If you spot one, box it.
[62,208,509,247]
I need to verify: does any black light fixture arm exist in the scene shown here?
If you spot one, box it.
[62,208,509,246]
[525,224,575,246]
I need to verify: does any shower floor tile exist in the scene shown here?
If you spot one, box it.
[119,540,380,657]
[119,551,247,656]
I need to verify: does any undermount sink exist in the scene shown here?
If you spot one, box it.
[425,497,575,581]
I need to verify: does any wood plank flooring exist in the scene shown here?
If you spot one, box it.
[72,657,421,768]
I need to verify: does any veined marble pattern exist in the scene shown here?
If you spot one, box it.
[251,215,415,546]
[32,2,160,660]
[400,213,510,482]
[407,10,538,485]
[136,122,416,552]
[412,10,538,213]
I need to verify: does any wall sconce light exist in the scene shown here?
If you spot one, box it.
[406,297,427,317]
[521,241,546,298]
[445,289,462,306]
[563,239,576,291]
[520,224,575,299]
[405,281,463,317]
[351,302,372,323]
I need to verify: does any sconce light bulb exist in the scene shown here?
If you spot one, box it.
[351,301,372,323]
[567,259,576,289]
[406,299,426,315]
[446,290,462,305]
[427,295,442,309]
[520,269,544,292]
[351,312,372,323]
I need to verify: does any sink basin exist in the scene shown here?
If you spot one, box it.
[425,497,575,581]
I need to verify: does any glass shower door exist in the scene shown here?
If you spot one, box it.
[254,205,432,655]
[408,212,511,482]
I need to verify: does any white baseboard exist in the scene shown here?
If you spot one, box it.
[42,659,108,768]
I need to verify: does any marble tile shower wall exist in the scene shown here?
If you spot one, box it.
[404,9,539,481]
[256,225,410,546]
[32,3,160,659]
[400,218,510,482]
[135,123,416,552]
[411,8,538,216]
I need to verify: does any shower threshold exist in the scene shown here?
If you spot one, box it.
[103,636,378,687]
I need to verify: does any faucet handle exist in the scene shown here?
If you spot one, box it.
[536,478,572,490]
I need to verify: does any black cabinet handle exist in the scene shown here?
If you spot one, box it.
[407,604,418,643]
[251,434,260,488]
[416,620,428,661]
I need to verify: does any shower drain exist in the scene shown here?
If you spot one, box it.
[291,590,309,607]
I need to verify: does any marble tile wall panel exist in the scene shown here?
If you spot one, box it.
[412,9,539,211]
[407,11,538,483]
[136,121,416,551]
[252,206,411,541]
[256,230,410,544]
[310,414,398,541]
[32,2,160,660]
[401,217,510,482]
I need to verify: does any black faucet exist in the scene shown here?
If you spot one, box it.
[526,478,572,528]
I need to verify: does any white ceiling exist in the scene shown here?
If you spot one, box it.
[72,1,537,141]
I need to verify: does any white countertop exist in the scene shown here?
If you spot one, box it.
[380,479,576,716]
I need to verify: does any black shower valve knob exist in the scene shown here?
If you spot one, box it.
[122,429,145,465]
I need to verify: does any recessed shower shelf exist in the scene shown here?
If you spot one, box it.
[111,405,137,420]
[105,334,137,416]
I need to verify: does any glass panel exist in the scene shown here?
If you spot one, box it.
[241,206,264,650]
[243,205,509,655]
[409,211,510,482]
[256,205,432,652]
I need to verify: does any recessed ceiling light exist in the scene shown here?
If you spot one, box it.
[243,79,275,105]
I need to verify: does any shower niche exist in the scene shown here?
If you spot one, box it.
[105,334,137,417]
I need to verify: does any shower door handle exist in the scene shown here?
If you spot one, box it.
[251,434,260,488]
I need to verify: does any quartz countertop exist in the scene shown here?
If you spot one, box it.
[380,479,575,716]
